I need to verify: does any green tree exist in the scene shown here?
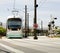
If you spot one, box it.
[0,27,6,36]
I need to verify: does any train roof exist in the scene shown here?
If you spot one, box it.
[7,18,22,21]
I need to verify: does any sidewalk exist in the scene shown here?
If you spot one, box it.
[1,36,60,42]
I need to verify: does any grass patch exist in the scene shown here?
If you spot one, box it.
[47,34,60,38]
[54,36,60,38]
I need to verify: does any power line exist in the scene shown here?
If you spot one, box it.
[26,0,47,12]
[7,0,48,16]
[38,0,47,7]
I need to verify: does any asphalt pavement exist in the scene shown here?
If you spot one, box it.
[0,36,60,53]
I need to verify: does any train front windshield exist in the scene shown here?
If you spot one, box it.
[8,20,22,30]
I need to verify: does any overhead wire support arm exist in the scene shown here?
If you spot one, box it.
[12,0,19,17]
[13,0,15,10]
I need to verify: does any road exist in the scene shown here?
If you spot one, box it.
[0,36,60,53]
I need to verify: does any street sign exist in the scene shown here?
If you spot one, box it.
[33,24,38,28]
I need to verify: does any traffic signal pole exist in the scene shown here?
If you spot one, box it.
[34,0,38,39]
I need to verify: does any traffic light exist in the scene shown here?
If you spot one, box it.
[54,18,57,20]
[48,24,51,30]
[35,4,38,7]
[51,21,54,24]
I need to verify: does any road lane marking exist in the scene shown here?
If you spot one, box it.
[0,43,24,53]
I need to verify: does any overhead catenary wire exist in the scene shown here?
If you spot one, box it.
[7,0,48,17]
[38,0,48,8]
[26,0,48,12]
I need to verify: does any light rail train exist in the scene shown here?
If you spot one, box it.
[6,18,23,38]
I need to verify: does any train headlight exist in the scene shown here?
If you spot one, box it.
[7,29,11,31]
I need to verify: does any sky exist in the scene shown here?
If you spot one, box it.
[0,0,60,29]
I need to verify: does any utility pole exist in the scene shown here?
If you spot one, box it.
[34,0,38,39]
[41,20,43,36]
[27,13,29,36]
[25,5,28,38]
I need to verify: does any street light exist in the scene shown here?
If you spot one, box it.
[48,23,51,30]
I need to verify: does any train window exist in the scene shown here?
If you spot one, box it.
[8,20,22,29]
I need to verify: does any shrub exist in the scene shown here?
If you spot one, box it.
[55,29,60,34]
[0,27,6,36]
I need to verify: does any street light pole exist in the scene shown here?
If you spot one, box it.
[25,5,27,38]
[34,0,38,39]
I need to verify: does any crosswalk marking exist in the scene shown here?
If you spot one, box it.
[13,39,60,48]
[2,39,42,51]
[3,39,60,52]
[0,43,24,53]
